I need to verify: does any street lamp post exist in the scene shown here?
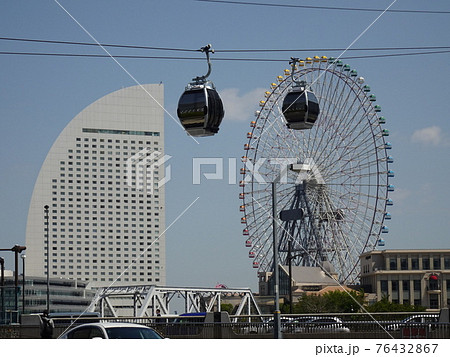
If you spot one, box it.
[44,205,50,312]
[271,181,281,339]
[271,164,305,338]
[21,254,26,314]
[288,240,293,314]
[11,245,26,313]
[0,257,4,323]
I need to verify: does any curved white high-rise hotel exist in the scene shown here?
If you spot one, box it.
[25,84,166,286]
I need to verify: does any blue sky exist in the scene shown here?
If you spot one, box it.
[0,0,449,292]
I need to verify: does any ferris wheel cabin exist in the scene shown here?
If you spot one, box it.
[177,84,224,137]
[282,86,320,130]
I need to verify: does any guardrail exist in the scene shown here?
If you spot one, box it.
[2,312,449,339]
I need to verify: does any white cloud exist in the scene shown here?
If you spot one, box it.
[411,126,447,146]
[219,87,266,121]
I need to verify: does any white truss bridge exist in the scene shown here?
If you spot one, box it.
[87,285,262,318]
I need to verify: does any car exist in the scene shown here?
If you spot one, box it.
[58,322,165,339]
[166,312,207,336]
[386,314,439,332]
[294,316,351,333]
[241,317,295,334]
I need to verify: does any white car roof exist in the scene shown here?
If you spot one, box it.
[72,322,152,328]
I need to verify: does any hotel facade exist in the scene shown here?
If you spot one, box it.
[25,84,166,287]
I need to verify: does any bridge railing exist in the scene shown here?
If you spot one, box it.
[3,312,449,339]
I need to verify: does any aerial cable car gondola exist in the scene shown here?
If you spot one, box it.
[177,44,225,137]
[282,57,320,130]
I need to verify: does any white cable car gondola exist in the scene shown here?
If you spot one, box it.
[177,44,224,137]
[281,58,320,130]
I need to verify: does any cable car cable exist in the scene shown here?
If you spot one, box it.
[2,36,450,54]
[1,49,450,60]
[196,0,450,14]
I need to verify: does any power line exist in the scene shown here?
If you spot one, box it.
[195,0,450,14]
[1,36,450,54]
[217,46,450,53]
[0,52,204,60]
[1,50,450,61]
[0,37,197,52]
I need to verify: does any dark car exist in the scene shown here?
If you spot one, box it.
[386,314,439,332]
[166,312,207,336]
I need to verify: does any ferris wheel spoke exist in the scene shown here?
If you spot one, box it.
[320,127,381,180]
[316,97,373,170]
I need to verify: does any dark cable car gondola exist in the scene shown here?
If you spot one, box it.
[282,58,320,130]
[177,44,225,137]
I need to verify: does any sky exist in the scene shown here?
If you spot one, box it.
[0,0,449,293]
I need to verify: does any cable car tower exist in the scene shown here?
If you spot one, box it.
[177,44,225,137]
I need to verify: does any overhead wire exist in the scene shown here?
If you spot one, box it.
[1,36,450,61]
[0,36,197,52]
[1,50,450,61]
[195,0,450,14]
[1,36,450,54]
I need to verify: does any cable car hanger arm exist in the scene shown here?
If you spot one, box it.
[192,44,214,83]
[289,57,307,89]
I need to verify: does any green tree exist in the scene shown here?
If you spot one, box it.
[220,303,234,314]
[323,290,365,313]
[292,290,365,313]
[366,296,426,313]
[293,293,327,313]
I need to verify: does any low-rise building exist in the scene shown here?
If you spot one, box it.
[259,262,341,297]
[360,249,450,310]
[1,271,95,323]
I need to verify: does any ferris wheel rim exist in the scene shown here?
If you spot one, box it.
[240,57,393,284]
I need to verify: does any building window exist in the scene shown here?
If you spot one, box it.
[429,294,439,309]
[422,257,430,270]
[392,281,398,292]
[400,258,408,270]
[389,258,397,270]
[381,280,388,295]
[433,257,441,269]
[411,258,419,270]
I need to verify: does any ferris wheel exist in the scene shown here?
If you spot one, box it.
[239,56,394,284]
